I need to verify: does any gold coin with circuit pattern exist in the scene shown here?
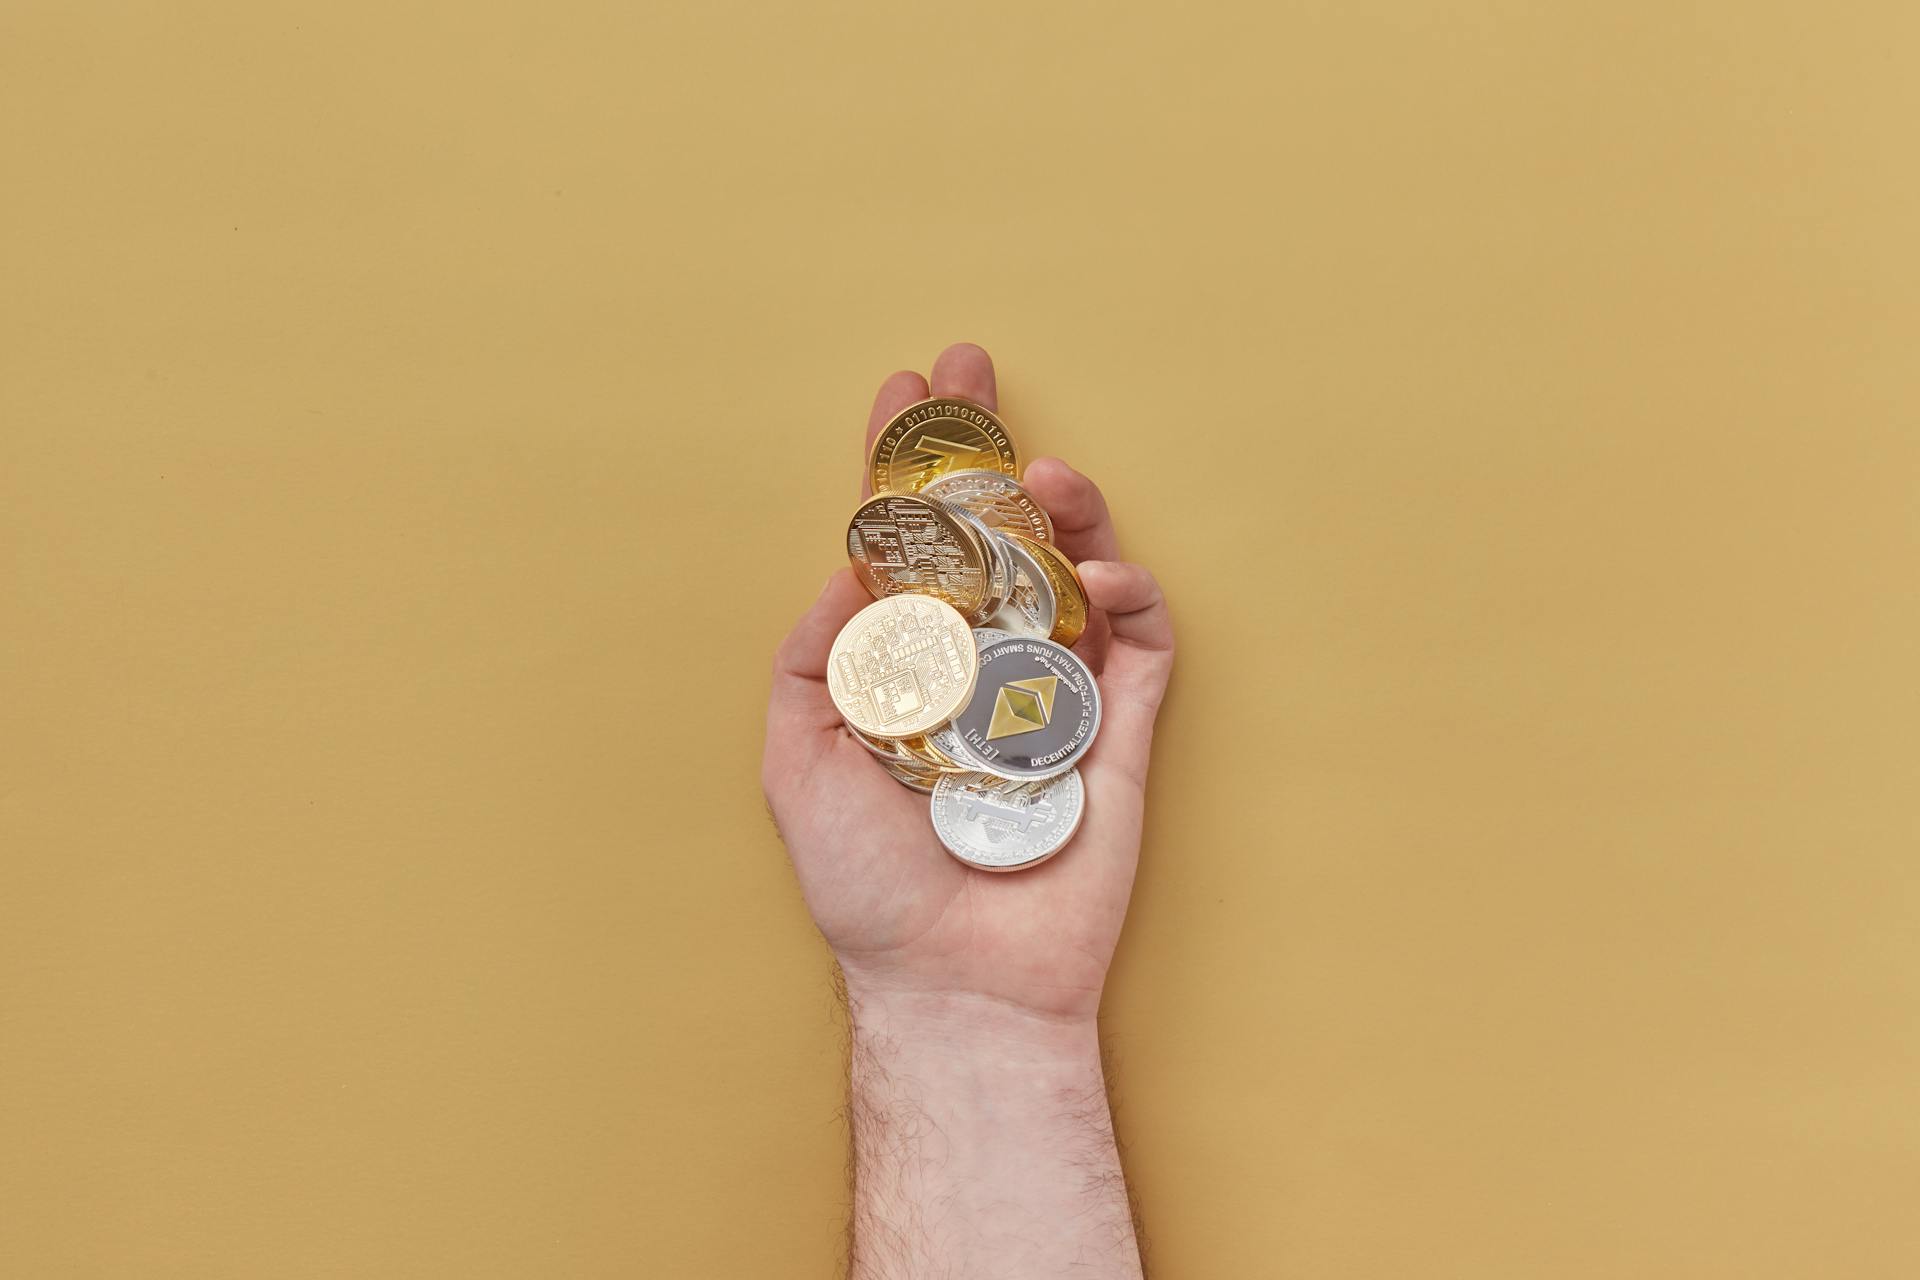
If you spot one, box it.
[847,492,992,617]
[827,595,980,738]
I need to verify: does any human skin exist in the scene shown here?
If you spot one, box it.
[763,343,1174,1278]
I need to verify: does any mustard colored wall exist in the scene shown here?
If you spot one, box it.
[3,4,1915,1276]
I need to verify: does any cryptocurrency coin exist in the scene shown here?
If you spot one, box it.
[923,469,1054,545]
[869,397,1019,495]
[1007,532,1088,647]
[930,769,1086,872]
[989,533,1058,640]
[847,492,991,617]
[828,596,979,738]
[951,636,1101,780]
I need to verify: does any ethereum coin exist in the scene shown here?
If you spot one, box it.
[828,595,979,739]
[923,469,1054,545]
[868,397,1019,496]
[951,636,1100,780]
[847,492,992,618]
[930,769,1086,872]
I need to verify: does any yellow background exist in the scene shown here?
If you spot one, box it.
[3,3,1915,1275]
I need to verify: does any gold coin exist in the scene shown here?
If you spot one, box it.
[846,492,992,618]
[827,595,980,738]
[1006,532,1088,647]
[896,733,958,769]
[868,397,1019,495]
[848,725,914,762]
[922,469,1054,545]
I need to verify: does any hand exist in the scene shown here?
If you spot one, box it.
[763,343,1175,1023]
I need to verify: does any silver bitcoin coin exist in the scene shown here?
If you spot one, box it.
[930,769,1086,871]
[951,636,1101,780]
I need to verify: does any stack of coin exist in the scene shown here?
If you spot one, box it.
[827,397,1102,873]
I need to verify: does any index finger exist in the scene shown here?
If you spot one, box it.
[1021,456,1120,564]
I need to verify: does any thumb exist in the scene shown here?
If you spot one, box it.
[1076,560,1174,790]
[767,570,871,746]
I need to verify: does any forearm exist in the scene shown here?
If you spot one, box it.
[844,986,1143,1279]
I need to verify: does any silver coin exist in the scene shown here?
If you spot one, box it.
[930,769,1086,871]
[952,508,1013,621]
[923,469,1055,545]
[951,637,1101,780]
[971,626,1013,646]
[988,533,1058,640]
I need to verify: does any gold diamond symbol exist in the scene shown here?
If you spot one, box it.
[986,676,1059,740]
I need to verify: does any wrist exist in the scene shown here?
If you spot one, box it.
[843,982,1103,1064]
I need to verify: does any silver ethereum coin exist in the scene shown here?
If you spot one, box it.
[930,768,1086,872]
[951,636,1100,781]
[988,534,1057,640]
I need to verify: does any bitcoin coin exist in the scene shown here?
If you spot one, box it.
[847,492,991,618]
[930,769,1086,872]
[923,469,1054,544]
[1007,532,1088,647]
[868,397,1019,495]
[828,596,979,738]
[951,636,1101,780]
[989,533,1058,640]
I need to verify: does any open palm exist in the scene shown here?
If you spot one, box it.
[763,344,1173,1021]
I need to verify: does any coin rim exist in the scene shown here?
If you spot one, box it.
[1004,532,1087,647]
[989,533,1059,641]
